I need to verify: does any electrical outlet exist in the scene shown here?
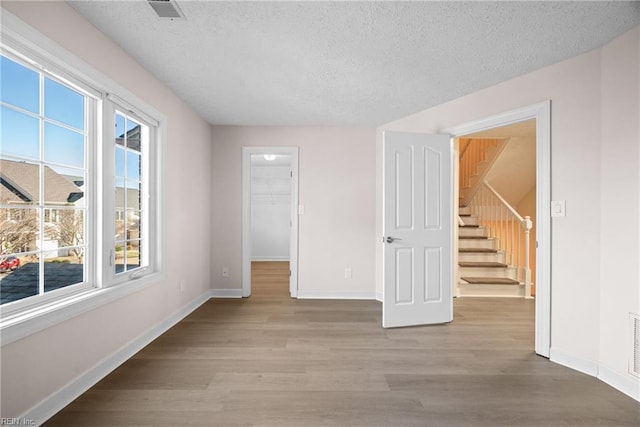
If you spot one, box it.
[345,268,352,279]
[222,267,229,277]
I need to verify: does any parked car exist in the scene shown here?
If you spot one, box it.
[0,256,20,272]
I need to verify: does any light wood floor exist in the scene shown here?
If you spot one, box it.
[46,262,640,426]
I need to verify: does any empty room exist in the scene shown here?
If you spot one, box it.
[0,1,639,426]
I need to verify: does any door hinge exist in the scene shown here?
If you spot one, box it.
[290,171,293,178]
[289,270,292,277]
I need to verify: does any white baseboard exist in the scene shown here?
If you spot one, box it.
[598,364,640,402]
[210,288,243,298]
[549,348,599,376]
[296,290,376,300]
[21,291,212,426]
[375,291,383,302]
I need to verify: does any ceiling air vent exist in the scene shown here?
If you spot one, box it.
[147,0,185,20]
[631,313,640,378]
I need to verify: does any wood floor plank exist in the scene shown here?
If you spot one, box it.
[44,268,640,426]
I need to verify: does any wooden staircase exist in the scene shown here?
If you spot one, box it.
[458,206,524,297]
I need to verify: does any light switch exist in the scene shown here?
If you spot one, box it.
[298,205,305,215]
[551,200,566,217]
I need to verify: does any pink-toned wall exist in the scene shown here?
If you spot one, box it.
[211,126,377,297]
[378,26,639,396]
[1,2,213,417]
[598,27,640,391]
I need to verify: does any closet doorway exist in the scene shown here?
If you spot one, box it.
[242,147,299,298]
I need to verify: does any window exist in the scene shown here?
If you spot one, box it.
[113,110,151,277]
[0,19,164,335]
[1,54,91,305]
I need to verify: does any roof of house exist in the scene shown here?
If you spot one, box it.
[0,159,84,205]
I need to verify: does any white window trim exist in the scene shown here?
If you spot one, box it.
[0,10,166,347]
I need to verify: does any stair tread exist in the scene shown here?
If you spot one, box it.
[459,262,508,268]
[459,236,489,240]
[461,277,521,285]
[459,248,498,253]
[459,224,480,228]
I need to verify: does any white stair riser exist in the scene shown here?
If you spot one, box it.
[458,238,497,250]
[458,252,505,263]
[459,266,518,279]
[459,227,487,237]
[459,206,472,216]
[458,283,524,298]
[460,216,479,226]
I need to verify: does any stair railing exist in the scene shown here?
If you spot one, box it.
[459,139,496,189]
[467,180,533,297]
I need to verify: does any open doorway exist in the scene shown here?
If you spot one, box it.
[444,101,550,357]
[454,119,537,299]
[242,147,299,298]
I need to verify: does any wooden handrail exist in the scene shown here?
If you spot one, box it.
[482,180,528,226]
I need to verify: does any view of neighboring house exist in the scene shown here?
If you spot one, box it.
[0,159,86,304]
[0,159,84,256]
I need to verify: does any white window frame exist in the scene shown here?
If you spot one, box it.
[0,11,166,346]
[102,99,160,286]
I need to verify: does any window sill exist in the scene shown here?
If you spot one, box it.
[0,272,164,347]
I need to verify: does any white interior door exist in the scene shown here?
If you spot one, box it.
[383,131,454,328]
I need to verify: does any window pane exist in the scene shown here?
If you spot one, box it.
[126,241,141,271]
[44,165,85,208]
[44,123,84,168]
[1,56,39,113]
[115,114,125,146]
[0,253,39,305]
[126,210,140,239]
[44,78,84,130]
[115,212,125,241]
[44,247,84,293]
[45,209,85,247]
[0,159,40,204]
[115,241,140,274]
[126,121,141,152]
[126,184,141,210]
[0,208,38,253]
[115,146,125,177]
[1,106,40,160]
[127,151,141,180]
[115,178,126,210]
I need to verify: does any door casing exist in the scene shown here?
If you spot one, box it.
[443,100,551,357]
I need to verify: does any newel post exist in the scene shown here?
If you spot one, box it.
[523,216,533,298]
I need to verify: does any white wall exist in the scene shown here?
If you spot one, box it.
[251,159,291,260]
[1,2,213,417]
[598,27,640,397]
[485,135,536,207]
[211,126,377,297]
[377,26,640,398]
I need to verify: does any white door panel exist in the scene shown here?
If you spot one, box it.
[383,131,453,328]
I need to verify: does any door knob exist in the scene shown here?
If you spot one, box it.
[384,236,402,243]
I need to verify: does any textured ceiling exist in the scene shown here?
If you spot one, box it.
[69,1,640,127]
